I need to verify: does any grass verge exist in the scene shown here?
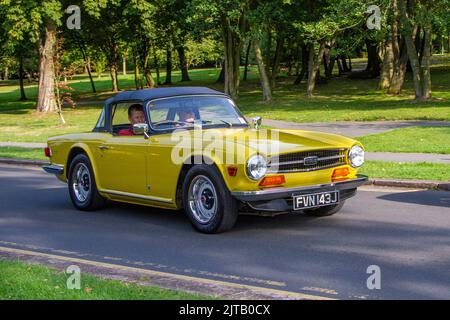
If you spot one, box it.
[0,259,212,300]
[0,147,46,160]
[358,126,450,154]
[359,161,450,181]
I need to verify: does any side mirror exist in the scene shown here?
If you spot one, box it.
[252,116,262,129]
[133,123,149,139]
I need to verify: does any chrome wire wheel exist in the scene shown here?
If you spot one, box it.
[71,163,91,203]
[188,175,218,224]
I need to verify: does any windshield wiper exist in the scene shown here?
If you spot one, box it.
[219,120,232,127]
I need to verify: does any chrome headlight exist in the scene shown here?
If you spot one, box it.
[246,154,267,180]
[348,145,365,168]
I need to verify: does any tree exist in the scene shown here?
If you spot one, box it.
[191,0,249,100]
[397,0,434,100]
[1,0,64,113]
[84,0,131,92]
[297,0,367,97]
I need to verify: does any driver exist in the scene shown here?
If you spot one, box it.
[178,108,196,123]
[118,104,145,136]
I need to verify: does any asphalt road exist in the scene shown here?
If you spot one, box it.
[1,164,449,299]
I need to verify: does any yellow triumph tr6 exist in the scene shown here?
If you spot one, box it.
[44,87,367,233]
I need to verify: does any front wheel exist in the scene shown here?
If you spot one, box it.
[68,153,106,211]
[303,201,345,217]
[182,164,238,234]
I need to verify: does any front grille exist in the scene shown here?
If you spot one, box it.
[267,148,347,173]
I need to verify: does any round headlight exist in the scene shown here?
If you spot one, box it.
[246,155,267,180]
[348,145,365,168]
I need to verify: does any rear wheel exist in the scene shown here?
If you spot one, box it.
[303,201,345,217]
[68,153,106,211]
[182,164,238,233]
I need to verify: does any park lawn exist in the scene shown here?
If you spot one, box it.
[0,106,101,143]
[358,126,450,154]
[0,259,213,300]
[0,147,46,160]
[0,55,449,143]
[359,161,450,181]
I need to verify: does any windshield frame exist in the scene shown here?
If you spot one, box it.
[144,94,249,134]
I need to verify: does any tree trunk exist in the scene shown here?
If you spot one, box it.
[109,43,119,92]
[379,36,394,89]
[420,21,432,99]
[216,63,225,83]
[18,55,27,101]
[306,41,325,98]
[253,40,272,102]
[177,46,190,81]
[154,53,161,85]
[122,54,127,76]
[220,14,244,100]
[134,55,142,89]
[164,48,172,85]
[4,67,8,80]
[270,36,284,88]
[341,56,351,72]
[78,43,96,93]
[37,20,57,112]
[326,56,336,79]
[294,45,309,84]
[243,39,251,81]
[265,29,272,72]
[365,40,381,77]
[387,1,408,95]
[143,51,155,88]
[397,0,431,100]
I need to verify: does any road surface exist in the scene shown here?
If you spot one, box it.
[0,164,449,299]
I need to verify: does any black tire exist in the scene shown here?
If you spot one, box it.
[68,153,106,211]
[182,164,238,234]
[303,201,345,217]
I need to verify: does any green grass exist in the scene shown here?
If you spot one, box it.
[359,126,450,154]
[0,259,213,300]
[0,147,46,160]
[359,161,450,181]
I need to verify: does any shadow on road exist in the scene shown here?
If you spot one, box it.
[377,190,450,208]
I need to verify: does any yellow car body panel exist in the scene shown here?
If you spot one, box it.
[47,126,363,211]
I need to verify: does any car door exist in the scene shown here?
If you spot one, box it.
[94,102,149,196]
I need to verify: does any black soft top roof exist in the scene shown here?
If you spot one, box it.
[105,87,226,105]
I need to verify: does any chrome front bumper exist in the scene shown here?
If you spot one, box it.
[231,175,368,202]
[43,164,64,175]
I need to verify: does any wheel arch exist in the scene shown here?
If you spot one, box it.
[66,144,100,187]
[174,154,229,209]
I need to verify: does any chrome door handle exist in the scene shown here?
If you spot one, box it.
[98,145,110,150]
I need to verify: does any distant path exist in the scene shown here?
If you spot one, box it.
[0,142,46,148]
[366,152,450,164]
[259,119,450,137]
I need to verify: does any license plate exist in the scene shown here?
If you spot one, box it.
[293,191,339,210]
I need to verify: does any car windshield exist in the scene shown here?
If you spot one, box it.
[147,95,248,130]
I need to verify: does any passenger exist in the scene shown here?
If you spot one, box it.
[118,104,145,136]
[178,108,196,123]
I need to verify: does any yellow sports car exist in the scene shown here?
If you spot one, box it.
[43,87,367,233]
